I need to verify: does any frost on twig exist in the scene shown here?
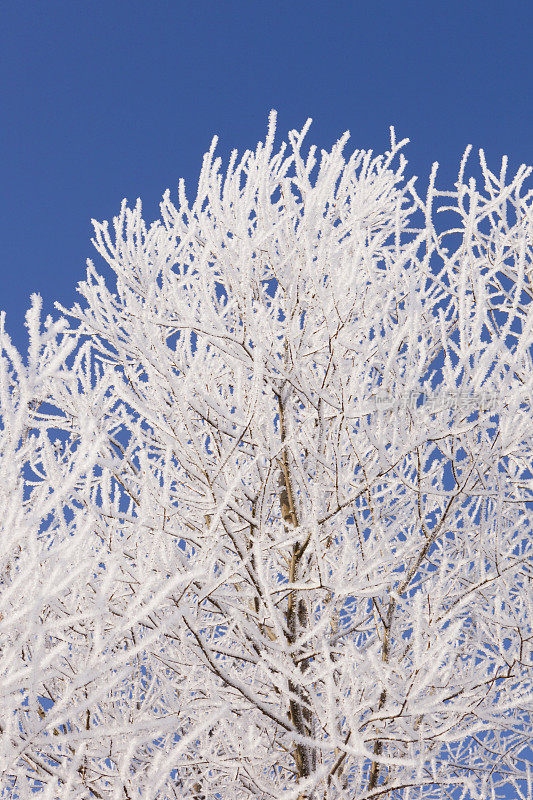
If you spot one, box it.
[1,113,531,799]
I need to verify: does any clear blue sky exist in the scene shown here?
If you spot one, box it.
[1,0,531,351]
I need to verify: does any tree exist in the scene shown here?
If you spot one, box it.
[0,112,531,800]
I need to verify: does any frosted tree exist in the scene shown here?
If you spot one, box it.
[0,113,532,799]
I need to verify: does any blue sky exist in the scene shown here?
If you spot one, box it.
[1,0,531,352]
